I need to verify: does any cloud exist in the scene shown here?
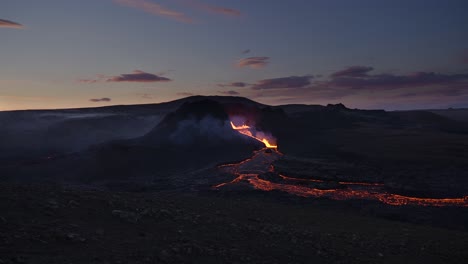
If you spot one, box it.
[322,69,468,101]
[251,75,313,90]
[80,71,172,83]
[394,85,467,98]
[330,66,374,78]
[217,82,248,88]
[199,5,241,17]
[329,70,468,89]
[185,0,241,17]
[218,90,240,95]
[113,0,193,23]
[246,67,468,109]
[107,70,172,82]
[90,98,111,102]
[237,57,270,69]
[242,49,251,54]
[230,68,468,101]
[0,19,24,29]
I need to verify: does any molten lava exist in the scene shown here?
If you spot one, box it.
[214,144,467,207]
[221,119,467,207]
[230,121,277,149]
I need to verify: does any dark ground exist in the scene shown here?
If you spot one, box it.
[1,184,467,264]
[1,97,468,263]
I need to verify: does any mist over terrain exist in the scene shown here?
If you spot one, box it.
[1,96,467,195]
[1,96,467,263]
[0,110,161,158]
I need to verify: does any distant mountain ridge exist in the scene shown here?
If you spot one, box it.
[2,95,467,123]
[1,95,468,197]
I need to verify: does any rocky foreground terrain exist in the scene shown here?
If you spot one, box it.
[1,184,467,264]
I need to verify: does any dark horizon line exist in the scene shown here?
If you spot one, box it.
[0,95,465,113]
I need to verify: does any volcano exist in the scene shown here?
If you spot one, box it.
[142,99,259,147]
[0,98,267,189]
[1,96,467,201]
[1,96,468,263]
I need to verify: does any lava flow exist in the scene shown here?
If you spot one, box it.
[230,122,277,149]
[214,122,468,207]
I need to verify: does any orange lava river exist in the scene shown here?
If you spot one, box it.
[214,122,468,207]
[230,122,277,149]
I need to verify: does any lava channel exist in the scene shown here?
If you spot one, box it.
[213,121,468,207]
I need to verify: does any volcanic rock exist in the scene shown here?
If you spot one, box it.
[142,99,259,147]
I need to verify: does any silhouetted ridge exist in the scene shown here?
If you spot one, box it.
[155,99,229,132]
[40,99,263,185]
[326,103,348,111]
[141,99,261,147]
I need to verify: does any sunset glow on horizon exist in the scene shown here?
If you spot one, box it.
[1,0,468,111]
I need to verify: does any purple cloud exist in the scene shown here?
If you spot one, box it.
[394,85,466,98]
[113,0,194,23]
[0,19,24,29]
[201,6,241,17]
[331,66,374,78]
[217,82,248,88]
[237,57,270,69]
[330,71,468,89]
[245,67,468,109]
[218,90,240,95]
[80,71,171,83]
[90,98,111,102]
[251,75,313,90]
[107,70,172,83]
[186,0,241,17]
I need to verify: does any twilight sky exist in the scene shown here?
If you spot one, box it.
[1,0,468,111]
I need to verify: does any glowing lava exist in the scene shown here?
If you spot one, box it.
[221,119,467,207]
[246,175,468,207]
[214,145,467,207]
[230,121,277,149]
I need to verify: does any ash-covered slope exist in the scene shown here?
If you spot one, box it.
[73,99,262,190]
[0,96,263,162]
[141,99,254,147]
[1,99,262,190]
